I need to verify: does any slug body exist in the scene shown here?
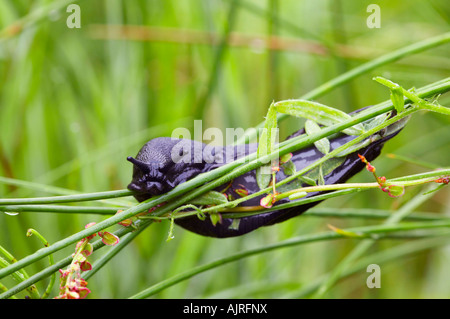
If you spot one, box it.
[128,108,406,238]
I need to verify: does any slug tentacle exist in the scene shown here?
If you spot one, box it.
[127,157,151,174]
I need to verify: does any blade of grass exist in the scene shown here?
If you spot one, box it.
[287,233,450,298]
[129,221,450,299]
[194,0,240,118]
[312,183,443,298]
[0,189,133,205]
[235,31,450,144]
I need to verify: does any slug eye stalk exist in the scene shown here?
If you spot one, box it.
[127,157,151,174]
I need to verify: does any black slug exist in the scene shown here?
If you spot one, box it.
[127,107,406,238]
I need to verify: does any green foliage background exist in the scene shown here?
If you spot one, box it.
[0,0,449,298]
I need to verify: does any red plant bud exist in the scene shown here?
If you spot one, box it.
[377,176,386,185]
[358,153,377,173]
[435,177,449,184]
[366,163,376,173]
[358,154,367,163]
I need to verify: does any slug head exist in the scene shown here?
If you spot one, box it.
[127,156,166,195]
[127,137,210,202]
[127,137,182,200]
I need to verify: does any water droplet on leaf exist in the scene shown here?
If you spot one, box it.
[3,211,19,216]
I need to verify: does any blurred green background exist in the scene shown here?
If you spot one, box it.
[0,0,449,298]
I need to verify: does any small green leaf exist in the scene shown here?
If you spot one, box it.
[234,188,249,197]
[335,139,371,157]
[81,243,93,257]
[260,193,274,208]
[257,102,278,160]
[390,86,405,113]
[99,231,119,246]
[274,100,365,135]
[281,160,296,176]
[191,191,228,205]
[256,102,279,190]
[279,152,293,164]
[318,165,325,186]
[210,213,222,226]
[305,119,330,155]
[80,260,92,272]
[299,175,317,186]
[387,185,405,198]
[303,157,345,184]
[363,112,391,131]
[256,165,273,189]
[373,76,399,88]
[228,219,240,230]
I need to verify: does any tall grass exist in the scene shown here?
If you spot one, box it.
[0,0,449,298]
